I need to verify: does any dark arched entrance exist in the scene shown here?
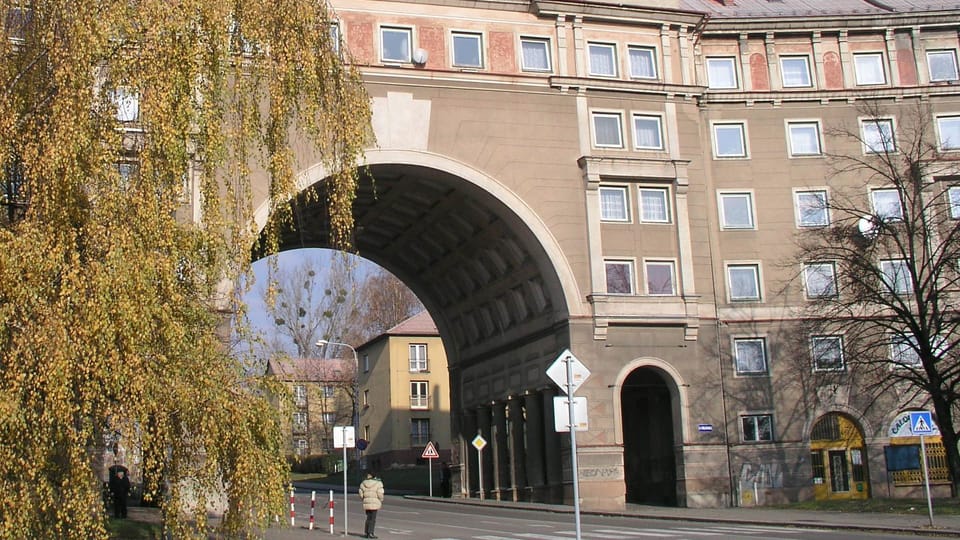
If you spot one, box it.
[621,367,677,506]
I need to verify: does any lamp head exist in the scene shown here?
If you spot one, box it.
[315,339,328,347]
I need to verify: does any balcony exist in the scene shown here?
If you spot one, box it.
[410,395,428,409]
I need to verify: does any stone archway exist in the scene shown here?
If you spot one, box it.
[809,413,870,500]
[621,366,678,506]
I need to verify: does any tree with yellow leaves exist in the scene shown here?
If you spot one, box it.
[0,0,370,537]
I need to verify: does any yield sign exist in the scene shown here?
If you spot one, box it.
[547,348,591,394]
[421,441,440,459]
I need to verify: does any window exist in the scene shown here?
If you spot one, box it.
[812,335,844,371]
[713,123,747,158]
[890,333,921,367]
[795,190,829,227]
[409,343,428,372]
[112,88,139,123]
[633,115,664,150]
[588,42,618,77]
[605,259,635,295]
[294,385,307,405]
[592,112,623,148]
[293,412,307,431]
[639,188,670,223]
[322,412,337,425]
[727,263,761,301]
[599,185,630,222]
[410,381,429,409]
[718,191,755,229]
[780,56,812,87]
[628,46,657,79]
[881,259,912,294]
[949,186,960,219]
[411,418,431,446]
[787,121,822,156]
[803,262,838,298]
[936,115,960,151]
[871,188,903,221]
[734,338,768,375]
[861,119,896,153]
[330,22,341,53]
[322,385,335,398]
[296,439,308,455]
[520,37,551,72]
[381,26,412,63]
[363,389,369,407]
[741,414,774,442]
[706,57,737,89]
[927,50,959,82]
[363,353,370,373]
[854,53,886,85]
[644,260,676,296]
[452,32,483,68]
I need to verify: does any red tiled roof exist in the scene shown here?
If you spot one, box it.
[680,0,958,17]
[266,357,352,381]
[384,310,437,336]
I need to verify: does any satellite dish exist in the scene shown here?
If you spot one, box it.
[858,216,878,239]
[412,48,428,65]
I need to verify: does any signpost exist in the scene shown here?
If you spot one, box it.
[422,441,440,496]
[889,411,939,528]
[472,433,487,500]
[547,348,590,540]
[333,426,355,536]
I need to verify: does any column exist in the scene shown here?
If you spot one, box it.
[839,30,853,88]
[885,29,900,87]
[524,390,547,500]
[477,406,493,498]
[738,33,752,90]
[812,31,824,89]
[573,16,585,78]
[765,32,779,91]
[912,27,928,85]
[508,396,527,501]
[542,388,564,502]
[492,401,510,500]
[459,411,477,498]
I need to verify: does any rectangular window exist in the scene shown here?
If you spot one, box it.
[713,122,747,158]
[363,353,370,373]
[861,118,896,153]
[605,259,635,295]
[599,185,630,222]
[937,115,960,151]
[949,186,960,219]
[780,56,812,87]
[293,412,308,431]
[742,414,774,442]
[891,333,921,367]
[871,188,903,221]
[588,42,618,77]
[644,260,676,296]
[112,87,139,123]
[881,259,912,294]
[321,385,335,398]
[409,343,428,372]
[795,190,829,227]
[296,439,308,455]
[411,418,431,446]
[787,121,822,156]
[812,335,845,371]
[633,114,664,150]
[803,262,838,298]
[639,188,670,223]
[410,381,429,409]
[628,46,657,79]
[294,385,307,405]
[363,389,369,407]
[322,412,337,425]
[727,263,761,301]
[719,191,755,229]
[854,53,886,85]
[592,112,623,148]
[520,37,551,72]
[927,50,959,82]
[734,338,768,375]
[381,26,412,63]
[811,452,825,483]
[706,57,738,89]
[330,22,341,53]
[452,32,483,68]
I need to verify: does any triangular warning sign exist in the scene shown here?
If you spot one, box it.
[913,415,931,433]
[421,441,440,459]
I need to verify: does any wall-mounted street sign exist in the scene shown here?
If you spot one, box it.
[547,349,591,394]
[698,424,713,433]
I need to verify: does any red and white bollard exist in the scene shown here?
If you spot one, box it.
[289,486,295,527]
[329,490,335,534]
[308,490,316,530]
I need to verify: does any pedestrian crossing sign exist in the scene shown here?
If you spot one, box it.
[909,411,935,435]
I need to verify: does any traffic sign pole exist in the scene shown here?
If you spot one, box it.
[565,354,583,540]
[921,435,934,527]
[908,411,936,528]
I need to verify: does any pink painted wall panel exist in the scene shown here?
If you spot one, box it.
[489,31,516,73]
[823,51,843,89]
[750,53,769,90]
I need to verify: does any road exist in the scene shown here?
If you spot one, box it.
[261,492,922,540]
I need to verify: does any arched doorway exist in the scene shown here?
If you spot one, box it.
[621,367,677,506]
[809,413,870,500]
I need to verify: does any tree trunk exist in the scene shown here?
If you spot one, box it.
[931,397,959,497]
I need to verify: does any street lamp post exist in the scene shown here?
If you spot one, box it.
[315,339,359,537]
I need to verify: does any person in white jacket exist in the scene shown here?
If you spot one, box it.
[358,472,385,539]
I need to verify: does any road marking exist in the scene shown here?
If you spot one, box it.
[555,532,674,538]
[514,534,576,540]
[597,528,720,537]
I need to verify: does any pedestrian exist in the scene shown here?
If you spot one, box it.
[440,461,452,498]
[108,469,130,518]
[358,471,384,539]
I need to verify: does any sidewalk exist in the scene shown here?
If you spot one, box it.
[402,494,960,537]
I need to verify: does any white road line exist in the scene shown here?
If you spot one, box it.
[706,525,813,534]
[597,527,720,536]
[513,533,579,540]
[555,531,675,538]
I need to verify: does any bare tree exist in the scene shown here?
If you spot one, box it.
[788,100,960,495]
[350,267,424,342]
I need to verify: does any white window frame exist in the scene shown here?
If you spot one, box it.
[643,259,677,296]
[706,57,738,89]
[927,50,959,82]
[712,122,748,158]
[411,418,431,445]
[632,114,664,150]
[741,413,774,442]
[380,26,412,63]
[587,42,618,77]
[853,52,886,85]
[880,259,913,294]
[294,384,307,405]
[811,335,845,372]
[591,111,624,148]
[520,36,552,72]
[452,31,483,68]
[870,188,904,221]
[786,120,823,157]
[604,258,636,295]
[322,412,337,425]
[627,45,658,80]
[733,337,768,375]
[718,191,756,230]
[112,87,139,123]
[599,185,631,222]
[726,262,762,302]
[948,186,960,219]
[890,332,921,368]
[293,411,308,429]
[330,21,342,54]
[638,187,670,223]
[936,115,960,151]
[410,381,429,409]
[363,353,370,373]
[779,56,813,88]
[321,385,335,398]
[860,118,896,154]
[409,343,428,372]
[803,261,838,299]
[794,189,830,227]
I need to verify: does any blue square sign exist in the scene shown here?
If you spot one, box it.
[909,411,935,435]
